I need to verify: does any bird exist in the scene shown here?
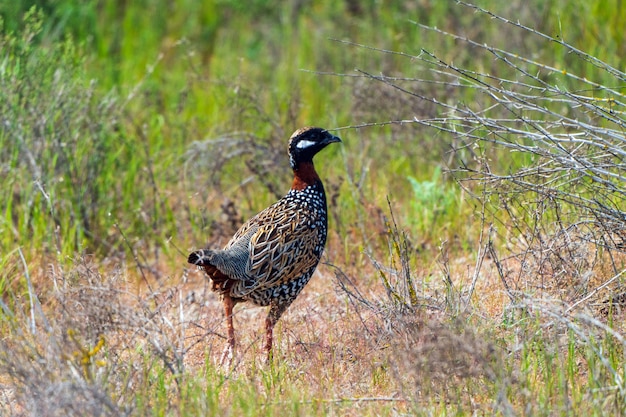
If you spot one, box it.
[188,126,341,363]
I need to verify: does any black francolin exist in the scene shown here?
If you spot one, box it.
[188,126,341,362]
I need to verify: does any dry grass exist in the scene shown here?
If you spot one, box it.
[0,212,497,416]
[3,195,626,415]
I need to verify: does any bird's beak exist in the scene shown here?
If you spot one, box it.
[326,135,342,144]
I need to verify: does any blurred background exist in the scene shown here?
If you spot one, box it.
[3,0,624,264]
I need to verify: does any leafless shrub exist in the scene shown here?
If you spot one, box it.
[332,201,449,335]
[388,316,509,411]
[492,212,600,303]
[334,264,511,413]
[0,255,209,416]
[338,1,626,308]
[330,6,626,411]
[331,199,511,411]
[183,83,302,200]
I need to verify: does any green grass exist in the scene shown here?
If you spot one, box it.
[3,0,623,261]
[2,1,626,415]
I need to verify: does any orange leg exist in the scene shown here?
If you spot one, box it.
[265,301,291,362]
[264,315,275,362]
[220,294,236,366]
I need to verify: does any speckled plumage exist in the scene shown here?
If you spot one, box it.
[188,127,341,362]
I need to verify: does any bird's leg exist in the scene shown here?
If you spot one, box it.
[264,302,290,362]
[220,294,236,366]
[264,315,275,362]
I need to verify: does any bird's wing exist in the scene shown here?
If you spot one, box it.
[229,201,321,296]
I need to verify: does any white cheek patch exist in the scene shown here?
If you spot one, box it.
[296,139,317,149]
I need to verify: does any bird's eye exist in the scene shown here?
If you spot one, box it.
[296,139,317,149]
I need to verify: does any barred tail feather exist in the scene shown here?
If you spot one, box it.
[188,249,215,266]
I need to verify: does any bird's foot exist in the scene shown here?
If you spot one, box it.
[219,343,234,367]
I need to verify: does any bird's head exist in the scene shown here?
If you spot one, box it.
[288,127,342,170]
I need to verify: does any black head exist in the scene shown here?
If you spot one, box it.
[288,127,341,169]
